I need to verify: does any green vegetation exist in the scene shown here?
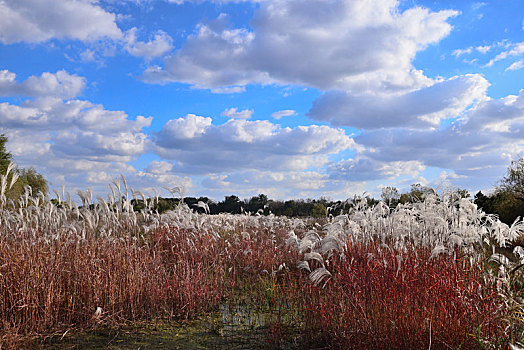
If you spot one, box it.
[474,159,524,225]
[0,134,48,202]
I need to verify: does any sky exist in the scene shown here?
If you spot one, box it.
[0,0,523,201]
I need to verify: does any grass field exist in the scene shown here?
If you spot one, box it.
[0,180,523,349]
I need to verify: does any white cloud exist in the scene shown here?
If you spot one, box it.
[485,42,524,67]
[79,49,97,62]
[0,97,151,135]
[0,70,86,99]
[476,45,491,54]
[452,47,473,57]
[221,107,253,119]
[0,70,153,195]
[154,114,354,174]
[143,0,457,93]
[472,2,487,11]
[201,169,360,200]
[345,90,524,190]
[506,60,524,71]
[328,158,425,182]
[124,27,174,58]
[0,0,122,44]
[271,109,297,119]
[210,86,246,94]
[308,74,489,129]
[452,45,491,58]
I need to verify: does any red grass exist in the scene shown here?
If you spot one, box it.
[271,242,509,349]
[0,226,512,349]
[0,224,298,347]
[0,228,230,344]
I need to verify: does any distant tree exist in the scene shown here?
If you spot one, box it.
[247,194,268,213]
[312,203,327,218]
[497,158,524,198]
[156,198,175,213]
[0,134,49,200]
[492,191,524,225]
[10,167,49,198]
[0,134,12,174]
[453,188,470,199]
[474,191,493,213]
[221,195,242,214]
[267,199,285,215]
[381,186,400,207]
[400,184,434,204]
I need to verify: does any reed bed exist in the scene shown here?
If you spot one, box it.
[272,243,508,349]
[0,175,522,348]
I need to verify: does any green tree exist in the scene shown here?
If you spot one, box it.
[492,191,524,224]
[0,134,13,174]
[14,168,49,197]
[399,183,434,204]
[474,191,493,213]
[0,134,49,200]
[247,194,268,213]
[498,158,524,198]
[221,195,242,214]
[381,186,400,207]
[312,203,327,218]
[453,188,470,199]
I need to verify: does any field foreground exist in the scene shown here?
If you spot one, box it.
[1,186,523,349]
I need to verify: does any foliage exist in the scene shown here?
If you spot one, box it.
[381,186,399,207]
[8,167,49,199]
[399,183,434,204]
[498,158,524,197]
[474,158,524,225]
[0,134,12,175]
[0,134,49,202]
[311,203,327,218]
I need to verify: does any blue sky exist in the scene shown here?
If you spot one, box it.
[0,0,523,200]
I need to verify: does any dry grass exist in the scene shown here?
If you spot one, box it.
[0,177,522,348]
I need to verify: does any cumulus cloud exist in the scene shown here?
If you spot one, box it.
[0,0,122,44]
[0,70,154,195]
[346,90,524,189]
[1,99,151,170]
[42,158,193,199]
[123,27,174,58]
[201,169,361,200]
[309,74,489,129]
[0,97,151,135]
[143,0,457,93]
[328,158,425,182]
[154,114,354,174]
[0,70,86,99]
[221,107,253,119]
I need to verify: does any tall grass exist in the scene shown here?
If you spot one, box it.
[274,243,508,349]
[0,170,522,348]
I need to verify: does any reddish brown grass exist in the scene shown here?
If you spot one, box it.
[271,242,509,349]
[0,226,512,349]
